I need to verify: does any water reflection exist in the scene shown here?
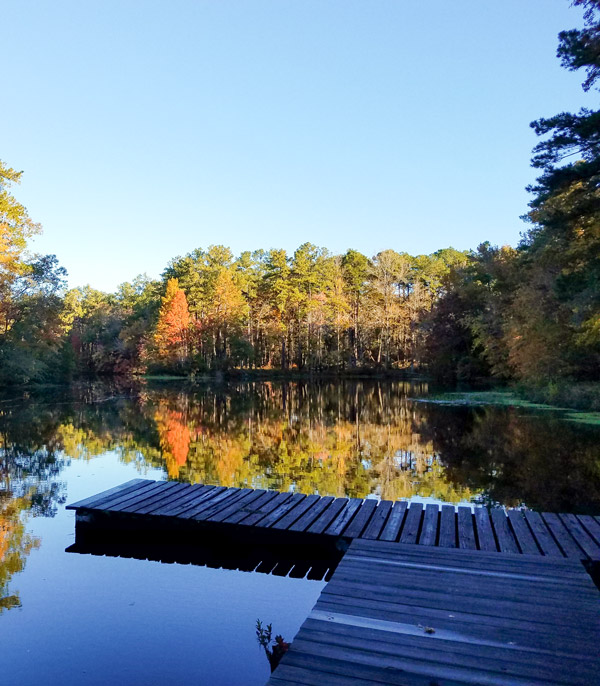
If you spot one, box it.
[0,402,70,612]
[138,381,599,512]
[1,381,599,509]
[2,381,598,685]
[0,495,39,613]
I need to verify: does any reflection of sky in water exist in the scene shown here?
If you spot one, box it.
[1,454,325,686]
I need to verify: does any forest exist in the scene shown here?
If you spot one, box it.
[1,0,599,409]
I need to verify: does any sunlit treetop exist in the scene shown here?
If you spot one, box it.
[0,160,41,273]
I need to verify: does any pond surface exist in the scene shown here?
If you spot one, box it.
[1,379,599,684]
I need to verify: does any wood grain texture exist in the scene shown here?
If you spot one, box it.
[68,480,600,560]
[267,539,600,686]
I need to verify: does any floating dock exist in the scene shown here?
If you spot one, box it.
[67,478,600,560]
[67,479,600,685]
[267,539,600,686]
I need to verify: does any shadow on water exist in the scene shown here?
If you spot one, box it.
[64,509,331,677]
[65,525,342,582]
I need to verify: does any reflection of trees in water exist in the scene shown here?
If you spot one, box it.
[0,400,71,612]
[139,381,475,502]
[419,405,600,513]
[154,408,191,478]
[0,377,598,571]
[134,382,600,511]
[0,495,40,613]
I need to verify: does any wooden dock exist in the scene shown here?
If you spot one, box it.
[68,479,600,686]
[267,539,600,686]
[67,478,600,560]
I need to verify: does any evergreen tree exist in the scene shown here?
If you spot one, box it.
[518,0,600,381]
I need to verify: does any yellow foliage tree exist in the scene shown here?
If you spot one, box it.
[0,160,42,334]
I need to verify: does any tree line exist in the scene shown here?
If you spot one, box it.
[1,0,598,407]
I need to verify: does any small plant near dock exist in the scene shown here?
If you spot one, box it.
[256,619,289,672]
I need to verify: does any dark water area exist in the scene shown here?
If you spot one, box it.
[1,379,599,685]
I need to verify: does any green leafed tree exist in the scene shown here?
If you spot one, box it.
[514,0,600,382]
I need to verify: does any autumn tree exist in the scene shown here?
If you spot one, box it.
[153,278,190,367]
[205,268,248,367]
[0,161,40,289]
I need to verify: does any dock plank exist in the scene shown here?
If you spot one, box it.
[523,510,562,557]
[418,504,438,546]
[85,480,166,512]
[125,482,192,514]
[179,487,242,520]
[399,503,423,544]
[378,501,407,542]
[542,512,583,558]
[295,621,599,685]
[239,491,293,527]
[257,493,306,528]
[559,513,600,560]
[109,481,178,513]
[490,509,519,553]
[211,488,268,523]
[289,624,596,683]
[148,484,217,517]
[200,488,260,522]
[308,498,348,535]
[224,490,280,524]
[321,577,600,624]
[288,627,596,685]
[66,478,151,510]
[577,514,600,546]
[507,510,540,555]
[271,495,321,531]
[329,561,598,604]
[360,501,392,540]
[325,498,363,537]
[457,507,476,550]
[349,538,591,578]
[289,496,335,533]
[438,505,456,548]
[473,507,496,552]
[342,499,377,539]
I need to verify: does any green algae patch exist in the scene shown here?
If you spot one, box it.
[412,390,600,425]
[563,411,600,426]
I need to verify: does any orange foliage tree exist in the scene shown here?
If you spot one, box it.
[153,278,190,365]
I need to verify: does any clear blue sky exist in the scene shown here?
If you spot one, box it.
[2,0,593,291]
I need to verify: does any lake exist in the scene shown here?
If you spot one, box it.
[1,379,599,685]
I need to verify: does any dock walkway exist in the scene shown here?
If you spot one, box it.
[68,479,600,686]
[67,478,600,560]
[267,539,600,686]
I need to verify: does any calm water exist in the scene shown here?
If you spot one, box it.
[1,379,599,684]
